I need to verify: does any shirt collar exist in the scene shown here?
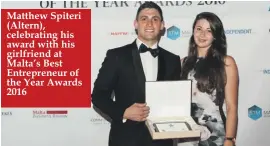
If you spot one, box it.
[136,38,158,50]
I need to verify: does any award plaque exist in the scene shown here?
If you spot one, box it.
[145,80,200,140]
[153,121,191,132]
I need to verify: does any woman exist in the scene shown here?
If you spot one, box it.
[180,12,239,146]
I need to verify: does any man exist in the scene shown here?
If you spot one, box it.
[92,2,181,146]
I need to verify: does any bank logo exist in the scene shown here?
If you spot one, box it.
[33,110,68,118]
[167,26,180,40]
[248,105,262,120]
[225,29,252,35]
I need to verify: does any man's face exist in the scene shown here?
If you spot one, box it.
[134,8,164,43]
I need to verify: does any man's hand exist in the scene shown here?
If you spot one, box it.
[123,103,150,122]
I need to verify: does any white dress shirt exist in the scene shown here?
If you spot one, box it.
[123,38,159,123]
[136,38,158,81]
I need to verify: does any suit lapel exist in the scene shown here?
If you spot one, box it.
[131,41,146,103]
[157,48,166,81]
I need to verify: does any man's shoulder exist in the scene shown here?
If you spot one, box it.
[159,47,180,59]
[107,43,134,55]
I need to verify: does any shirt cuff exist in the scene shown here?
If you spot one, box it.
[122,118,127,123]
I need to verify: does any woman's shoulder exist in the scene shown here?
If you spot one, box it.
[224,55,238,75]
[180,56,188,64]
[224,55,237,66]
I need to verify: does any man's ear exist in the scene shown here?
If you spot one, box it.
[134,20,138,29]
[160,21,165,30]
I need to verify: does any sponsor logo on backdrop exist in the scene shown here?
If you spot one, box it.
[165,27,253,39]
[248,105,262,120]
[110,28,253,38]
[166,26,192,40]
[167,26,180,40]
[1,111,12,116]
[225,29,252,35]
[90,114,110,125]
[110,31,136,36]
[33,110,68,118]
[264,110,270,117]
[248,105,270,120]
[110,32,130,36]
[263,69,270,74]
[94,1,226,8]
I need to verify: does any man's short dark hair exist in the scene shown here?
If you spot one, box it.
[136,1,164,21]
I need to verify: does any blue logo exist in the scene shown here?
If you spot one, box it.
[167,26,180,40]
[263,69,270,74]
[248,105,262,120]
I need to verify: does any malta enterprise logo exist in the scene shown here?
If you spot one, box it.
[33,110,68,118]
[166,25,192,40]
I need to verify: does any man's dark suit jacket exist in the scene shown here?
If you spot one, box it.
[92,40,181,146]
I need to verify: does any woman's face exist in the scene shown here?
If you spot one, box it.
[193,19,214,50]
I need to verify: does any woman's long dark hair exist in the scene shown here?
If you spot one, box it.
[181,12,227,105]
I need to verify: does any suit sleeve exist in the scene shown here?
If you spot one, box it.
[91,49,125,122]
